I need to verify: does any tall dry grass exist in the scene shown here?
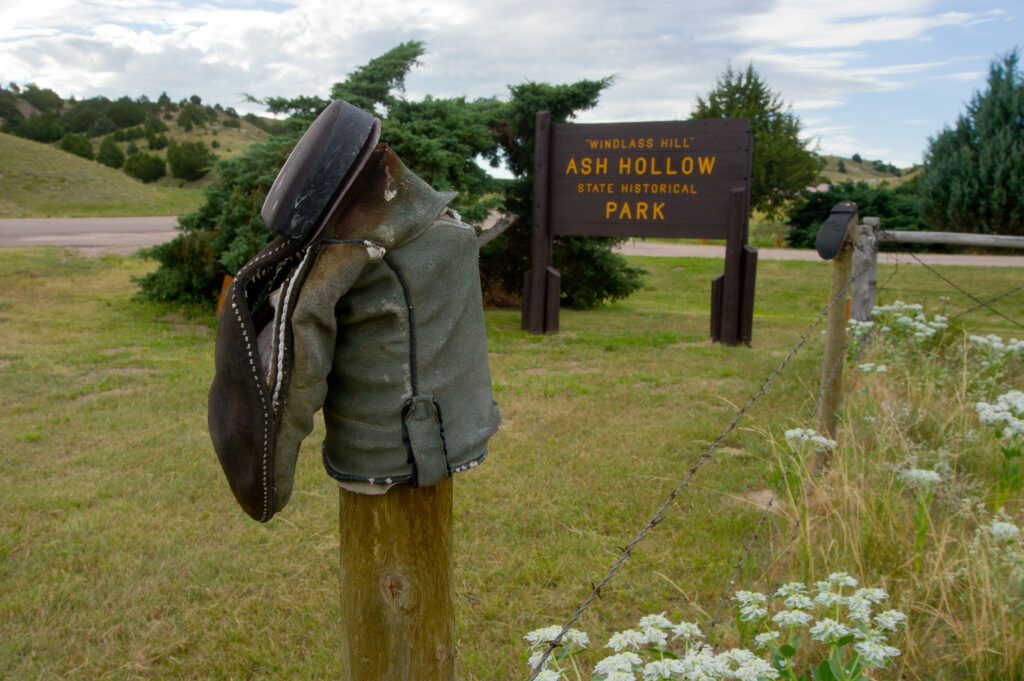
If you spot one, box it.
[780,304,1024,679]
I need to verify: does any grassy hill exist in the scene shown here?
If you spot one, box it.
[1,87,281,217]
[820,154,922,185]
[0,132,205,218]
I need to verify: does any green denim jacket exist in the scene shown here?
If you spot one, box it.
[271,146,501,510]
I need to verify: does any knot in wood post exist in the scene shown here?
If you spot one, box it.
[338,478,454,681]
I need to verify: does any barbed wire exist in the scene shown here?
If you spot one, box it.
[903,251,1023,329]
[700,258,871,644]
[950,285,1024,324]
[526,252,868,680]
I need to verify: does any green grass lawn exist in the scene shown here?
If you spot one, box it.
[0,248,1020,679]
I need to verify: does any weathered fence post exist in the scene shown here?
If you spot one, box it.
[850,217,879,323]
[337,478,455,681]
[815,201,859,454]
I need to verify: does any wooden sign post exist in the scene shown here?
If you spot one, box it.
[524,111,756,345]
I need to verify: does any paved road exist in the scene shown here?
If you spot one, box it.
[0,216,179,248]
[1,217,1022,267]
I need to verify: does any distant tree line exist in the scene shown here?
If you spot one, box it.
[0,85,266,184]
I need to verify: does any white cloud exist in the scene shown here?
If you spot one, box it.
[0,0,1014,170]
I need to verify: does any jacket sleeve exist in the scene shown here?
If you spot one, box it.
[272,242,374,511]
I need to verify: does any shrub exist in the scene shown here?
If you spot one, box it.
[59,133,94,160]
[147,133,169,151]
[124,152,166,183]
[95,136,125,169]
[166,140,217,181]
[88,115,117,138]
[13,112,62,142]
[786,181,927,248]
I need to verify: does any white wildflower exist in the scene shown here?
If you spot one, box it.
[858,363,876,374]
[594,652,643,675]
[874,609,907,631]
[976,391,1024,438]
[854,587,889,604]
[754,631,781,649]
[525,625,563,646]
[565,629,590,648]
[853,639,901,667]
[876,365,888,373]
[739,603,769,622]
[527,651,547,670]
[771,609,814,628]
[605,671,637,681]
[676,646,730,679]
[640,626,668,648]
[536,670,561,681]
[828,572,859,588]
[783,594,815,610]
[774,582,807,598]
[809,617,851,642]
[642,659,675,681]
[525,626,588,650]
[733,590,768,605]
[990,520,1021,543]
[722,648,758,665]
[845,595,873,623]
[732,656,780,681]
[784,428,837,450]
[671,621,702,640]
[638,613,673,630]
[606,630,646,652]
[896,468,942,487]
[814,588,846,609]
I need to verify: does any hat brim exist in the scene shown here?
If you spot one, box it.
[261,100,382,243]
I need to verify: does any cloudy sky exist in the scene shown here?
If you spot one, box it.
[1,0,1019,168]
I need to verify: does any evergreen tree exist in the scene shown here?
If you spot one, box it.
[167,140,217,181]
[479,79,644,309]
[59,133,94,160]
[124,152,166,183]
[786,180,926,248]
[919,49,1024,235]
[139,42,644,309]
[692,64,824,218]
[96,136,125,169]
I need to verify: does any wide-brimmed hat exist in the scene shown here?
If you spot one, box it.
[208,100,380,521]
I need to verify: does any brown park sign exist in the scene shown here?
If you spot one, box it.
[549,118,752,239]
[524,112,756,345]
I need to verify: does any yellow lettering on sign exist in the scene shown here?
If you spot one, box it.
[565,157,610,175]
[578,182,615,193]
[618,183,697,195]
[659,137,693,149]
[607,155,716,176]
[605,200,667,220]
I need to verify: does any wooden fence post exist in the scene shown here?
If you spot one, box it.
[850,217,879,322]
[815,201,859,463]
[337,478,454,681]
